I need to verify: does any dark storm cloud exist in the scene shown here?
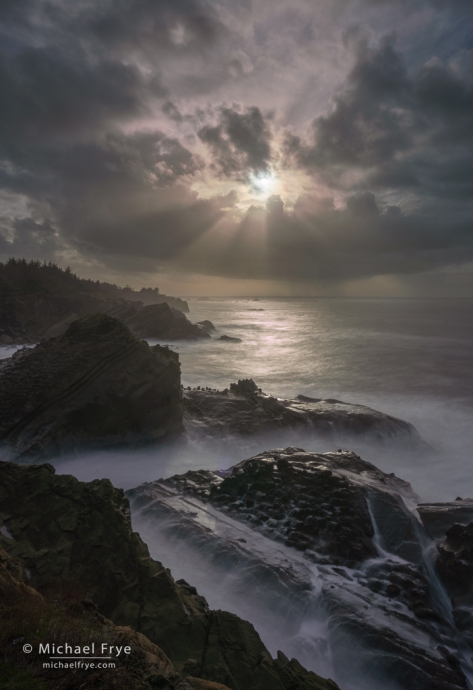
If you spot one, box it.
[198,107,272,180]
[52,132,210,260]
[162,101,184,124]
[0,218,61,261]
[0,0,228,148]
[283,36,413,171]
[0,0,472,291]
[0,46,153,148]
[0,0,175,155]
[269,34,473,285]
[415,63,473,145]
[0,0,227,54]
[177,190,473,284]
[0,130,207,268]
[0,0,217,269]
[0,129,202,203]
[83,0,227,58]
[357,0,473,9]
[284,35,473,204]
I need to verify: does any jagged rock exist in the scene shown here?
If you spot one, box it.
[437,522,473,605]
[275,653,340,690]
[183,380,423,446]
[218,336,242,343]
[0,313,183,458]
[0,540,230,690]
[0,461,339,690]
[129,448,470,690]
[123,303,209,340]
[126,291,189,313]
[417,498,473,541]
[0,539,42,608]
[197,320,217,334]
[229,379,258,398]
[44,300,209,342]
[141,449,420,567]
[417,501,473,651]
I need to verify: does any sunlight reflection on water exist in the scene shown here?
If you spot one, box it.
[3,297,473,501]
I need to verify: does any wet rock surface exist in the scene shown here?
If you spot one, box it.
[217,335,242,343]
[129,448,470,690]
[161,449,379,566]
[0,461,339,690]
[183,379,424,446]
[417,499,473,653]
[417,498,473,541]
[0,313,184,458]
[437,522,473,606]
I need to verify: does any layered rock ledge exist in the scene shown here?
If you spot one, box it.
[183,378,423,446]
[0,313,184,458]
[129,448,471,690]
[0,460,339,690]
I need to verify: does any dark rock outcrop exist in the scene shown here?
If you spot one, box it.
[0,461,339,690]
[0,538,231,690]
[0,293,207,343]
[0,313,183,458]
[437,522,473,606]
[229,379,258,397]
[183,379,423,446]
[197,320,217,334]
[129,448,470,690]
[417,500,473,650]
[124,291,189,313]
[417,498,473,541]
[122,302,209,341]
[218,336,242,343]
[135,449,419,568]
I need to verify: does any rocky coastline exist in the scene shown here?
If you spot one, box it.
[0,260,193,344]
[128,448,472,690]
[183,378,424,447]
[0,461,339,690]
[0,311,472,690]
[0,293,206,344]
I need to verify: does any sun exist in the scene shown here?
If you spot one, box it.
[251,171,277,195]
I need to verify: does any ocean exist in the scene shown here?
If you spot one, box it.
[4,296,466,503]
[2,296,473,689]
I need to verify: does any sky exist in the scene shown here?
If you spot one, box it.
[0,0,472,296]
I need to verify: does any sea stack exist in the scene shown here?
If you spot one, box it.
[0,313,184,458]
